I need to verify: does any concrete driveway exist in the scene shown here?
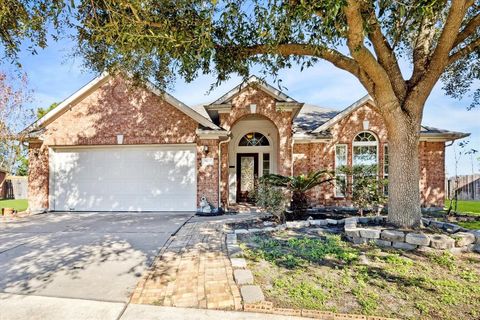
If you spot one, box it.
[0,212,193,303]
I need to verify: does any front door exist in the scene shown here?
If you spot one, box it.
[236,153,258,203]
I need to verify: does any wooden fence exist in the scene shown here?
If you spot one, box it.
[2,176,28,199]
[446,174,480,200]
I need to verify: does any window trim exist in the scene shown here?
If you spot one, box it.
[334,144,348,198]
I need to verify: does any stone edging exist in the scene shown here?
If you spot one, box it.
[343,217,480,253]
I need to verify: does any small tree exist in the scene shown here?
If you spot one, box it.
[0,72,33,183]
[447,140,478,215]
[338,165,388,216]
[261,170,333,220]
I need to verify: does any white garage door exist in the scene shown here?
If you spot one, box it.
[50,145,197,211]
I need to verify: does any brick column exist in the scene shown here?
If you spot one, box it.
[28,142,49,212]
[196,139,220,208]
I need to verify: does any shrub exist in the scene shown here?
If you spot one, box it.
[255,179,287,222]
[337,165,387,216]
[260,170,333,220]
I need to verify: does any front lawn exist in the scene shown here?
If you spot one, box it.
[444,200,480,216]
[239,231,480,320]
[0,199,28,212]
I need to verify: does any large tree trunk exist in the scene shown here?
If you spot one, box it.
[384,110,422,229]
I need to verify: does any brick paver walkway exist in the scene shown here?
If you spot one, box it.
[130,219,242,310]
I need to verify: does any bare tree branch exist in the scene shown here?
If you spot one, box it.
[448,37,480,63]
[453,14,480,47]
[424,0,470,81]
[343,0,397,109]
[411,0,471,111]
[366,4,406,100]
[242,43,361,78]
[410,15,437,85]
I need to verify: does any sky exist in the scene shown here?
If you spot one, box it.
[4,36,479,177]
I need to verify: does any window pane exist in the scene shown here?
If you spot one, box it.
[263,153,270,176]
[383,145,389,176]
[335,175,346,197]
[334,145,347,197]
[353,145,377,166]
[335,145,347,168]
[239,132,270,146]
[384,145,389,195]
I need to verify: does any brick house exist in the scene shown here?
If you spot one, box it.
[26,74,468,213]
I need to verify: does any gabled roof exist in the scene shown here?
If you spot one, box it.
[308,94,469,141]
[209,75,297,105]
[312,95,373,133]
[27,73,221,135]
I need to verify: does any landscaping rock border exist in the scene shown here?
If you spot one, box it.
[341,216,480,253]
[226,216,480,254]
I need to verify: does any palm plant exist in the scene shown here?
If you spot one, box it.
[260,170,334,219]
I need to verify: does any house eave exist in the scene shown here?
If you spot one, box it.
[276,102,304,118]
[420,132,470,142]
[196,129,229,140]
[293,133,331,144]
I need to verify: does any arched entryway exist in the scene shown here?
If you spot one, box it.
[227,116,279,204]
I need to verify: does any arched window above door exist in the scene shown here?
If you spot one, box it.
[239,132,270,146]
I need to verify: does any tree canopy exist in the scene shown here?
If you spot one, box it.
[1,0,479,227]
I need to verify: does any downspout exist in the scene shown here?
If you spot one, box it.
[218,134,232,210]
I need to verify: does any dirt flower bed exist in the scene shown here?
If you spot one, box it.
[238,230,480,320]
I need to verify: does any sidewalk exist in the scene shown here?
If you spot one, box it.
[0,294,306,320]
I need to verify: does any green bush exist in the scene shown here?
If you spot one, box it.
[260,170,333,220]
[337,165,387,216]
[254,180,287,222]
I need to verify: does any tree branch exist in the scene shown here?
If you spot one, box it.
[452,13,480,47]
[424,0,470,81]
[366,6,406,100]
[448,37,480,63]
[343,0,397,109]
[410,15,437,86]
[411,0,471,111]
[242,43,361,78]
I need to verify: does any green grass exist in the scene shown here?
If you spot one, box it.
[444,200,480,216]
[0,199,28,212]
[241,232,480,320]
[457,221,480,230]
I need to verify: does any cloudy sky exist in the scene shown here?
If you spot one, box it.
[7,36,480,176]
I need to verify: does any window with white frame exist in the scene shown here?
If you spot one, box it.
[352,132,378,167]
[334,144,347,197]
[383,144,389,195]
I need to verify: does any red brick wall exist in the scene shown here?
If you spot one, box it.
[42,77,197,146]
[419,141,445,207]
[28,76,207,211]
[28,142,50,210]
[196,139,220,208]
[293,103,446,208]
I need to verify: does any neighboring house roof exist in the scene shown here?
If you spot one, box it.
[25,73,222,137]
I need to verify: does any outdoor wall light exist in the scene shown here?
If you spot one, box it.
[116,134,124,145]
[363,120,370,130]
[249,104,257,113]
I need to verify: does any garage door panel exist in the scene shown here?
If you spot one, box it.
[51,146,196,211]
